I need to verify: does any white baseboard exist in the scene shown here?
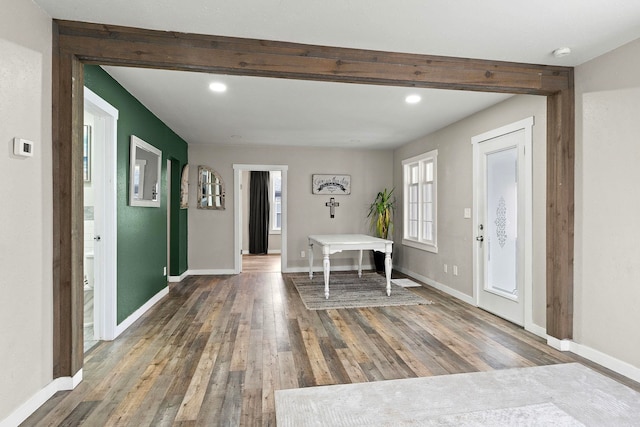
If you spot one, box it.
[284,264,374,274]
[168,271,189,283]
[242,250,282,255]
[187,269,237,276]
[564,340,640,384]
[167,270,189,283]
[525,323,547,340]
[114,286,169,338]
[546,336,572,351]
[0,370,83,427]
[394,266,475,306]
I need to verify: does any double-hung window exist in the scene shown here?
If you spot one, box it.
[270,171,282,233]
[402,149,438,253]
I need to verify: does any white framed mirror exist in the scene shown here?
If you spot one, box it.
[129,135,162,207]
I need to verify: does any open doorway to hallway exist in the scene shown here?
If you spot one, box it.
[241,169,282,273]
[234,164,288,274]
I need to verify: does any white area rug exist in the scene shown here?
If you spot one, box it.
[391,278,422,288]
[275,363,640,426]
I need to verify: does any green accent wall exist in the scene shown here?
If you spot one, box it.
[84,65,188,323]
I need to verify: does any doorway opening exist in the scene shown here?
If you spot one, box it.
[241,170,282,273]
[234,164,288,274]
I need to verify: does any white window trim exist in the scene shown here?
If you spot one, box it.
[269,170,282,235]
[402,149,438,253]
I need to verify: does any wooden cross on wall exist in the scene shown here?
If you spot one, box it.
[325,197,340,218]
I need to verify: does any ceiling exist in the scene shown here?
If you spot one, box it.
[34,0,640,148]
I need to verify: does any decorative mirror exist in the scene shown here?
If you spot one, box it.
[198,165,225,210]
[129,135,162,207]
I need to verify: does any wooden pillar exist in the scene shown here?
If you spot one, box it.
[546,79,575,340]
[52,21,84,378]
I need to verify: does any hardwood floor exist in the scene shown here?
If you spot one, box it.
[22,271,639,426]
[242,255,281,273]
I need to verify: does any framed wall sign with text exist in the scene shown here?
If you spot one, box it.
[312,174,351,195]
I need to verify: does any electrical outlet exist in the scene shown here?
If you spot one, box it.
[444,264,448,273]
[163,266,167,276]
[453,265,458,276]
[301,250,306,258]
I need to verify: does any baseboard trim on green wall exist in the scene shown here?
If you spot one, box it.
[114,286,169,338]
[168,271,190,283]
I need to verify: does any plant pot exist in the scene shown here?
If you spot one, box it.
[372,250,391,273]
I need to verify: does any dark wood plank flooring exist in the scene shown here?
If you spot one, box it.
[22,270,640,426]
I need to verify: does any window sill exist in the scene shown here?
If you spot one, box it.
[269,230,281,235]
[402,238,438,253]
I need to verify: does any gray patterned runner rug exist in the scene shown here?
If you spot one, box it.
[291,273,432,310]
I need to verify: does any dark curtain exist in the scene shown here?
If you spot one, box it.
[249,171,270,254]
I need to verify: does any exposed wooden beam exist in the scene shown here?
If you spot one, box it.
[51,19,575,378]
[56,20,570,94]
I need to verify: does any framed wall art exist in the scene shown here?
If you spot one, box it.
[312,174,351,195]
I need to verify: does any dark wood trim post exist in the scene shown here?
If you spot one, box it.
[546,80,575,340]
[52,21,85,378]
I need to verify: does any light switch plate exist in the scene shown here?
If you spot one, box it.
[464,208,471,219]
[13,138,34,157]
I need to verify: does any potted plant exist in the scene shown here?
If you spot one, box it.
[367,188,395,272]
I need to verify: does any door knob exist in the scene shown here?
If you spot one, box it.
[476,236,484,242]
[94,235,102,242]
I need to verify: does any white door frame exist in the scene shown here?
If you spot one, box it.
[84,87,118,341]
[233,164,288,273]
[472,117,534,328]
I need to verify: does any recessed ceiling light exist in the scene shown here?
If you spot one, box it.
[552,47,572,58]
[209,82,227,93]
[405,94,421,104]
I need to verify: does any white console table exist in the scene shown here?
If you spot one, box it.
[308,234,393,299]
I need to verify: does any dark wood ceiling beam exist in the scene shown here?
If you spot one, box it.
[51,19,574,379]
[56,20,570,94]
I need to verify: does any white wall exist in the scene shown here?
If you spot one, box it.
[392,95,548,327]
[188,145,393,271]
[0,0,53,422]
[574,37,640,369]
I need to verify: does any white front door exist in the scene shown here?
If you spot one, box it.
[473,118,533,326]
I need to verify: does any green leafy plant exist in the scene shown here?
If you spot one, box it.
[367,188,396,239]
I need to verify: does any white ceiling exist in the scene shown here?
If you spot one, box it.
[34,0,640,148]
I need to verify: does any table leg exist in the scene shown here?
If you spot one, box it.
[308,242,314,279]
[358,250,363,278]
[385,251,392,296]
[323,253,330,299]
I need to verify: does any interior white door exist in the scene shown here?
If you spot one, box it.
[475,128,527,325]
[84,87,119,341]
